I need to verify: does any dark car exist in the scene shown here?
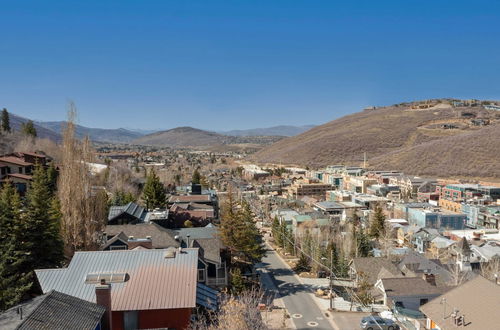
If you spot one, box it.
[360,315,400,330]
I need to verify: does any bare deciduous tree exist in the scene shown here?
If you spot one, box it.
[58,103,107,254]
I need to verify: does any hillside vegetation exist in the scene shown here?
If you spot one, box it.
[252,102,500,178]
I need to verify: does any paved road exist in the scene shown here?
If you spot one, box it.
[259,246,335,330]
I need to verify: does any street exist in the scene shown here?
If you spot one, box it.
[259,245,335,330]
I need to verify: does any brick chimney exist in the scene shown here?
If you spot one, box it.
[96,279,112,330]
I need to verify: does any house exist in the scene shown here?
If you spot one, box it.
[174,227,228,288]
[169,202,215,226]
[103,224,229,288]
[420,276,500,329]
[374,277,447,313]
[107,202,169,226]
[0,155,35,194]
[398,250,453,287]
[0,290,105,330]
[168,194,219,218]
[108,202,148,225]
[429,236,456,259]
[36,248,199,330]
[349,257,403,286]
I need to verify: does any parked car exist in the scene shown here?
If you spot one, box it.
[360,316,399,330]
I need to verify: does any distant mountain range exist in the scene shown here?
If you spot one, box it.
[219,125,316,137]
[252,101,500,178]
[37,121,143,144]
[132,126,283,149]
[9,114,62,141]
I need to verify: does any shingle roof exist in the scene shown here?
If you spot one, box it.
[35,248,198,311]
[380,277,448,297]
[0,290,104,330]
[173,226,219,240]
[420,276,500,329]
[352,257,402,284]
[105,223,179,249]
[398,251,453,285]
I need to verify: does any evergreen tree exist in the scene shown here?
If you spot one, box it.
[271,216,282,246]
[294,253,311,273]
[46,163,59,195]
[21,120,37,137]
[192,169,201,184]
[369,205,386,239]
[110,190,136,206]
[230,267,246,294]
[219,195,265,263]
[23,164,64,269]
[0,183,32,310]
[1,108,10,132]
[142,169,166,210]
[357,227,372,257]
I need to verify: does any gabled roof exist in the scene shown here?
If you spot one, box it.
[420,276,500,329]
[398,251,452,285]
[174,226,219,240]
[0,290,105,330]
[105,223,179,249]
[351,257,402,285]
[108,202,146,222]
[36,248,198,312]
[380,277,447,297]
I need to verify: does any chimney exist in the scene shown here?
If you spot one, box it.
[423,273,436,286]
[96,279,112,330]
[186,234,191,247]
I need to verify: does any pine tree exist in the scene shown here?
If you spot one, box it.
[369,205,386,239]
[230,267,246,294]
[23,164,64,269]
[46,162,59,195]
[0,183,32,310]
[219,195,265,263]
[21,120,37,137]
[271,216,282,246]
[142,169,166,210]
[192,169,201,184]
[294,253,311,273]
[357,227,372,257]
[1,108,10,132]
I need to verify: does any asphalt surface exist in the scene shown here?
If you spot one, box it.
[260,246,335,330]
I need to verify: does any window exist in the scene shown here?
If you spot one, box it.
[110,245,127,251]
[19,167,23,174]
[85,272,129,284]
[198,269,206,282]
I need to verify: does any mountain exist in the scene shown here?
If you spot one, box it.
[252,101,500,178]
[8,113,62,141]
[221,125,316,137]
[37,121,144,144]
[132,126,284,150]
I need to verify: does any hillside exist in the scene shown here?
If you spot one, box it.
[38,121,143,143]
[9,113,62,141]
[132,126,283,149]
[252,102,500,178]
[221,125,316,137]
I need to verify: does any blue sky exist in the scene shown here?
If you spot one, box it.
[1,1,500,130]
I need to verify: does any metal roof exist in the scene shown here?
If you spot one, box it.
[108,202,146,221]
[36,248,198,311]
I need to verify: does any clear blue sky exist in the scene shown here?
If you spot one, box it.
[1,0,500,130]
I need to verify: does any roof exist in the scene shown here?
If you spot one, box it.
[431,236,456,249]
[293,215,313,223]
[105,223,179,249]
[0,156,32,166]
[6,173,32,181]
[168,195,212,203]
[108,202,146,222]
[0,290,104,330]
[398,251,452,285]
[380,277,447,297]
[191,238,223,264]
[351,257,402,284]
[174,226,219,240]
[35,248,198,311]
[420,276,500,329]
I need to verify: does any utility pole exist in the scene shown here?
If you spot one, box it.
[329,249,334,310]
